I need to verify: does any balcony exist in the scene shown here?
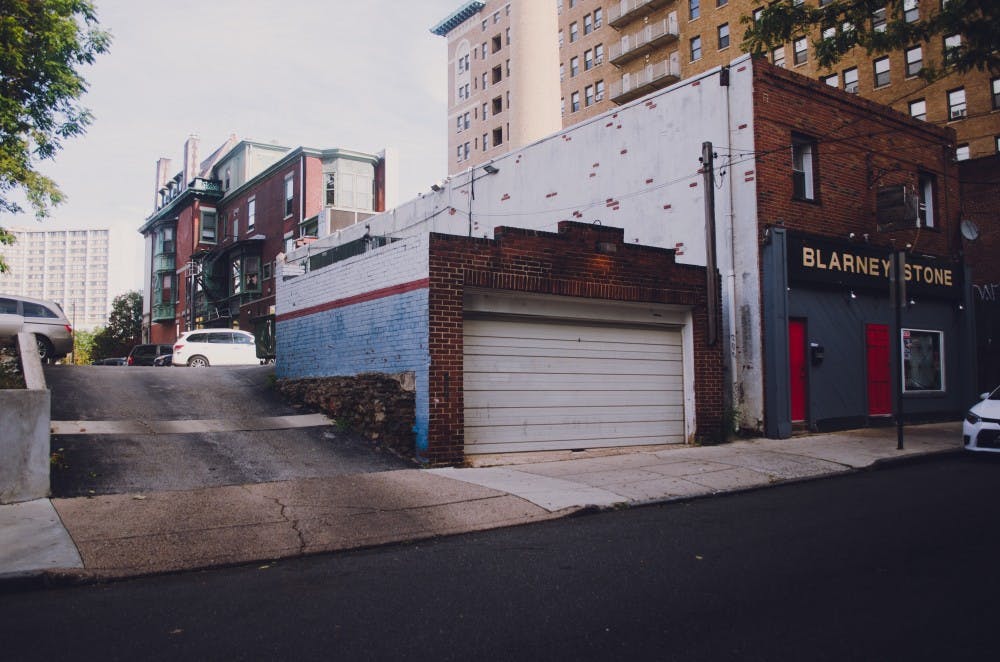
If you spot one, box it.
[152,303,175,322]
[609,16,679,67]
[189,177,223,194]
[608,0,676,29]
[153,253,175,272]
[610,58,681,104]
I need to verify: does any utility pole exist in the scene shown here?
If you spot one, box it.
[702,141,719,345]
[890,250,906,450]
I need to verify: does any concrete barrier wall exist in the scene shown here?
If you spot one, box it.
[0,333,50,504]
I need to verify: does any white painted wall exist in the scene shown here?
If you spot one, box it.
[285,54,764,431]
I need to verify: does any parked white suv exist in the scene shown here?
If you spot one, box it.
[172,329,260,367]
[0,294,74,361]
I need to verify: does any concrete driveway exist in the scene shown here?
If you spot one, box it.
[45,365,412,497]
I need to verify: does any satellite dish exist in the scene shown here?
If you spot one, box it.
[960,219,980,241]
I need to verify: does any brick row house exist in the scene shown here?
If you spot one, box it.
[275,56,974,464]
[138,135,394,354]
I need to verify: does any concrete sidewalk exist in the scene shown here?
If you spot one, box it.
[0,422,961,589]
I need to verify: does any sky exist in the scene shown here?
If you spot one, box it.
[6,0,461,297]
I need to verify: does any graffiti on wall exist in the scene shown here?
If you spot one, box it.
[974,283,1000,302]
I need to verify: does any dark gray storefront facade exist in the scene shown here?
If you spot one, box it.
[762,228,975,438]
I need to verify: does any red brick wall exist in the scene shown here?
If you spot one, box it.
[426,221,724,464]
[960,155,1000,287]
[752,59,960,259]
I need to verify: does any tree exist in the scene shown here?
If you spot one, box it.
[741,0,999,80]
[0,1,110,272]
[72,327,96,365]
[91,291,141,359]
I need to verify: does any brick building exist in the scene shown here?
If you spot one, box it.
[277,55,973,463]
[435,0,999,172]
[138,135,395,353]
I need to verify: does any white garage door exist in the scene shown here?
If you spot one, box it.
[463,316,685,454]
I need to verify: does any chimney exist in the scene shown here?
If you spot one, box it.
[182,134,200,189]
[154,158,172,208]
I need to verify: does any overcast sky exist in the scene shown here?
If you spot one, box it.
[7,0,459,297]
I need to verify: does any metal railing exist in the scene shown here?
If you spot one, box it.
[608,0,674,27]
[609,58,681,101]
[608,16,678,65]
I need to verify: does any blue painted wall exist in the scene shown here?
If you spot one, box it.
[276,287,431,453]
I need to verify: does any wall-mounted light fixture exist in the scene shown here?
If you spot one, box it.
[849,290,857,300]
[482,164,500,175]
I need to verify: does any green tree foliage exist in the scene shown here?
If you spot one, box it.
[0,1,110,272]
[91,291,141,359]
[742,0,999,80]
[71,327,96,364]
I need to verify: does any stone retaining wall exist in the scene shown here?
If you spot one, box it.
[275,372,416,460]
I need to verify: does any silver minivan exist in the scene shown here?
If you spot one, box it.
[171,329,259,367]
[0,294,74,361]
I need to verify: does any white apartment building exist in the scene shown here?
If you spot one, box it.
[0,227,111,330]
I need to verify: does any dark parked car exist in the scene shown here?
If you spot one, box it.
[152,353,172,367]
[127,343,173,366]
[92,357,126,366]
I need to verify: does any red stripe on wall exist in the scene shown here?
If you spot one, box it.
[276,278,429,323]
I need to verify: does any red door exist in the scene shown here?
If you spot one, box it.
[866,324,891,416]
[788,319,807,422]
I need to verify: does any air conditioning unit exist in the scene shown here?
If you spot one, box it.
[596,92,604,101]
[950,107,967,119]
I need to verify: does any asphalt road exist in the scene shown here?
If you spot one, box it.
[3,453,997,660]
[44,365,412,497]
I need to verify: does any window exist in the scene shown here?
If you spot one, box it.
[872,7,886,32]
[248,197,256,231]
[456,116,463,132]
[793,37,808,65]
[992,77,1000,110]
[584,49,593,70]
[492,65,502,83]
[909,99,926,121]
[506,27,510,45]
[482,102,489,119]
[571,91,580,112]
[918,172,935,228]
[493,10,500,23]
[753,7,764,23]
[560,62,565,80]
[594,7,603,28]
[325,173,336,205]
[902,329,944,392]
[492,96,502,115]
[596,79,605,101]
[595,43,604,64]
[690,0,699,20]
[905,46,922,77]
[791,134,817,201]
[570,21,578,42]
[873,57,890,87]
[223,167,231,191]
[955,144,970,160]
[584,14,593,35]
[244,256,261,292]
[904,0,919,23]
[482,72,488,89]
[943,33,961,64]
[585,84,595,106]
[996,136,1000,153]
[772,46,785,68]
[822,74,838,87]
[464,142,470,160]
[718,24,730,50]
[492,35,502,53]
[200,209,217,243]
[262,261,272,282]
[570,56,579,77]
[717,0,727,6]
[691,36,702,61]
[481,19,487,31]
[559,30,564,47]
[482,42,487,58]
[948,87,966,119]
[843,67,858,92]
[822,26,835,41]
[464,112,470,129]
[483,132,489,150]
[284,175,294,217]
[492,127,503,146]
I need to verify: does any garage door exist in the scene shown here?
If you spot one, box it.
[464,316,685,454]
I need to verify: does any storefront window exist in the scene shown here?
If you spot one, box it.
[902,329,944,392]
